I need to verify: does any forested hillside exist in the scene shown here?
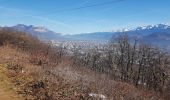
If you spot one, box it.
[0,28,170,100]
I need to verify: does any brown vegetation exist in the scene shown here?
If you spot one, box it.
[0,28,169,100]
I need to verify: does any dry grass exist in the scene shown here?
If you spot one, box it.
[0,45,166,100]
[0,64,23,100]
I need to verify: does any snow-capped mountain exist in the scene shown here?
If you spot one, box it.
[111,24,170,47]
[64,24,170,49]
[11,24,61,40]
[133,24,170,34]
[133,24,170,31]
[67,24,170,41]
[115,24,170,37]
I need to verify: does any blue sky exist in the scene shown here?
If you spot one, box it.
[0,0,170,34]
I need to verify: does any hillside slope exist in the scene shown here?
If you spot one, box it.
[0,46,165,100]
[0,64,22,100]
[0,28,168,100]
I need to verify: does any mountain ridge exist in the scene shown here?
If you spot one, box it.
[0,24,62,40]
[1,24,170,44]
[65,24,170,41]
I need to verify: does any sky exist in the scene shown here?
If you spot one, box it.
[0,0,170,34]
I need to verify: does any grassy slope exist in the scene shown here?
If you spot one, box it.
[0,64,22,100]
[0,28,166,99]
[0,45,165,100]
[0,46,30,100]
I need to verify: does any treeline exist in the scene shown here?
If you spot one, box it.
[71,34,170,98]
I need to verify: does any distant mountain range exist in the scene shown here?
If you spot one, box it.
[1,24,170,47]
[1,24,62,40]
[64,24,170,45]
[69,24,170,40]
[113,24,170,46]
